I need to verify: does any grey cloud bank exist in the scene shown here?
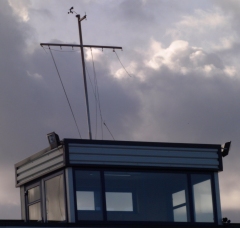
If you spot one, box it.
[0,0,240,222]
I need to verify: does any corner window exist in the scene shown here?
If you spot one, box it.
[25,172,66,222]
[45,174,66,221]
[26,184,41,221]
[192,174,214,222]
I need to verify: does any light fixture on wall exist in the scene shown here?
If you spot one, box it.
[47,132,60,149]
[222,141,231,157]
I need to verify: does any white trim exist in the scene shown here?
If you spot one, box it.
[65,168,76,223]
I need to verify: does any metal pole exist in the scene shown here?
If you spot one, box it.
[76,14,92,140]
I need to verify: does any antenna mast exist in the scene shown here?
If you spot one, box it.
[40,7,122,140]
[76,13,92,140]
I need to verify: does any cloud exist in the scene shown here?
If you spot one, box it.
[0,164,21,219]
[8,0,31,22]
[114,61,138,80]
[219,172,240,210]
[27,70,43,80]
[85,48,102,62]
[224,66,237,77]
[1,0,240,222]
[213,36,236,51]
[178,9,226,30]
[144,39,227,78]
[166,7,236,54]
[169,7,228,39]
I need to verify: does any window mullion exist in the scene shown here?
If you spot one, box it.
[210,173,217,224]
[173,203,186,210]
[41,179,45,222]
[101,170,107,221]
[187,173,195,222]
[25,183,42,221]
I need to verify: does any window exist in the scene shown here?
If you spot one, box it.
[26,184,41,221]
[45,174,66,221]
[74,170,216,223]
[192,174,214,222]
[104,171,189,222]
[172,190,188,222]
[75,170,103,221]
[25,172,66,222]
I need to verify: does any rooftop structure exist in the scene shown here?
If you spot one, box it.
[12,132,232,227]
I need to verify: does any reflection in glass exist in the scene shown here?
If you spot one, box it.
[45,174,66,221]
[106,192,133,211]
[75,170,103,221]
[77,191,95,210]
[192,175,214,222]
[172,190,185,207]
[29,202,41,220]
[172,190,187,222]
[173,206,187,222]
[28,186,40,203]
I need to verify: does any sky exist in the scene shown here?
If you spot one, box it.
[0,0,240,222]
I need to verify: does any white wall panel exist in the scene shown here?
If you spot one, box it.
[16,147,64,186]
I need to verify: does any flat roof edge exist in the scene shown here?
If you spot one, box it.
[63,138,221,149]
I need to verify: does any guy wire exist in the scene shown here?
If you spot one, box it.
[85,63,98,139]
[90,48,104,139]
[114,50,132,77]
[104,122,115,140]
[49,48,82,139]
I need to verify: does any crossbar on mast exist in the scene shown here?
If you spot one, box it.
[40,43,122,50]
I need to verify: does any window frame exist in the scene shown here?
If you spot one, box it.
[42,170,68,222]
[73,170,104,221]
[25,181,42,221]
[24,170,67,223]
[190,173,216,223]
[103,172,140,216]
[172,189,189,222]
[73,167,218,225]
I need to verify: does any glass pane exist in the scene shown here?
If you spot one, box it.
[28,186,40,203]
[45,174,66,221]
[77,191,95,210]
[29,202,41,220]
[192,175,214,222]
[75,170,103,221]
[106,192,133,211]
[104,171,189,222]
[174,206,187,222]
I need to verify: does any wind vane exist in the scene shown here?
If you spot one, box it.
[40,7,122,140]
